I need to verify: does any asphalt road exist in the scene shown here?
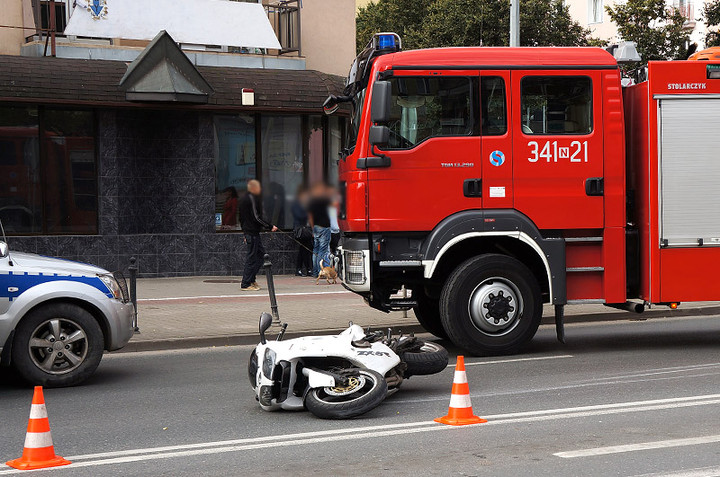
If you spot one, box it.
[4,315,720,476]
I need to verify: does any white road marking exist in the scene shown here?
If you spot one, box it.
[138,290,351,302]
[452,354,573,367]
[3,393,720,474]
[590,362,720,382]
[392,369,720,404]
[555,434,720,459]
[629,465,720,477]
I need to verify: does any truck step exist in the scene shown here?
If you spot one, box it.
[567,299,606,304]
[566,266,604,272]
[565,237,604,243]
[383,299,417,311]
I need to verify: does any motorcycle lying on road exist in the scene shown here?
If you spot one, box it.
[248,255,448,419]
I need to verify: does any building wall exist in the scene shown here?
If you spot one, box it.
[566,0,710,48]
[302,0,356,76]
[0,0,35,55]
[8,109,298,277]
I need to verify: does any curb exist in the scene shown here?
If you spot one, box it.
[114,305,720,353]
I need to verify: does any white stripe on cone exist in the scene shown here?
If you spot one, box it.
[453,371,468,384]
[449,393,473,409]
[29,404,48,420]
[23,431,54,449]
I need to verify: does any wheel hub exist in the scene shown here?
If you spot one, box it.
[325,375,365,396]
[468,278,523,336]
[28,318,88,375]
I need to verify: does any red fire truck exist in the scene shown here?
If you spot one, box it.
[325,33,720,355]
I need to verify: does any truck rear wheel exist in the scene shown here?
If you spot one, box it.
[439,254,542,355]
[413,292,448,339]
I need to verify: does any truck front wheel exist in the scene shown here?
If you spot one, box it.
[440,254,542,355]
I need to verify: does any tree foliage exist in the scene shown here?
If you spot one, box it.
[704,0,720,47]
[605,0,691,62]
[356,0,598,53]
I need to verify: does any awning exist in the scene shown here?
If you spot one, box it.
[64,0,282,50]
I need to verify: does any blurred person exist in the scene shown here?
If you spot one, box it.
[239,179,278,291]
[307,182,331,279]
[292,185,313,277]
[221,186,238,227]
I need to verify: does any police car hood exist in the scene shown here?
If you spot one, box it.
[10,252,109,276]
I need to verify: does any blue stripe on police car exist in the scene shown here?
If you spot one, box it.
[0,272,112,302]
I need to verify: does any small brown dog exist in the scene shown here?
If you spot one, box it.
[316,257,340,285]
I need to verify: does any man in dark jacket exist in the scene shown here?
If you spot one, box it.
[239,180,277,291]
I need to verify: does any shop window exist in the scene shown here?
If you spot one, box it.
[386,76,474,149]
[520,76,593,135]
[481,77,507,136]
[0,107,97,235]
[306,116,324,186]
[42,109,97,234]
[261,116,303,230]
[0,107,41,234]
[214,115,256,231]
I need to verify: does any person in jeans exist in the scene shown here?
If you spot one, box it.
[307,183,331,279]
[238,179,277,291]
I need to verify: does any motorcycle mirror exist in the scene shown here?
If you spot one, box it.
[259,312,273,345]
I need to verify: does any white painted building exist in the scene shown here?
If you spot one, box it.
[564,0,710,49]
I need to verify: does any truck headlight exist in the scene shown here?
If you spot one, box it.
[262,348,276,378]
[99,274,122,300]
[344,250,366,285]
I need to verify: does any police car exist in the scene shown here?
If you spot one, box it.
[0,236,135,387]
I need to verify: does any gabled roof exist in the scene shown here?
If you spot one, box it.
[119,31,214,103]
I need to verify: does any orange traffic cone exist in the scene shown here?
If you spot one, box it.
[6,386,71,471]
[435,356,487,426]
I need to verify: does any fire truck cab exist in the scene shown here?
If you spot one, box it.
[328,34,720,355]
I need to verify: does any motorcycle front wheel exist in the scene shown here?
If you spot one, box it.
[400,341,449,377]
[304,368,387,419]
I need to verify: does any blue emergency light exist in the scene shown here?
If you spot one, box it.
[374,33,401,52]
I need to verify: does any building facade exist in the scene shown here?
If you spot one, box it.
[565,0,710,48]
[0,1,354,277]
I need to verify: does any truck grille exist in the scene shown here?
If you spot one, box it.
[113,271,130,303]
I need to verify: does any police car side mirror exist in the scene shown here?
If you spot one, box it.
[0,241,8,259]
[369,125,389,147]
[371,80,392,123]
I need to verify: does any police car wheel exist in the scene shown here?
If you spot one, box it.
[12,303,104,388]
[440,254,542,356]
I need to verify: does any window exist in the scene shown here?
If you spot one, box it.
[0,107,97,235]
[261,116,303,230]
[40,0,69,34]
[481,77,507,136]
[0,107,41,234]
[589,0,603,23]
[214,115,256,231]
[386,76,474,149]
[42,109,97,234]
[520,76,593,135]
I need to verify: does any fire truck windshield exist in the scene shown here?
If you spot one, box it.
[347,88,366,151]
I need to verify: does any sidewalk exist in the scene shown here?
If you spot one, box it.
[120,275,720,352]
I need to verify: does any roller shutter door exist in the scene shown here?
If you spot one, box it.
[659,98,720,247]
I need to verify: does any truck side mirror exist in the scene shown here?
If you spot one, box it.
[369,125,390,147]
[371,80,392,123]
[0,242,7,259]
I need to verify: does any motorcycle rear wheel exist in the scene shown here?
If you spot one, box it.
[304,368,387,419]
[400,341,449,377]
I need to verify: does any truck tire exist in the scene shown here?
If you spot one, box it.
[413,293,449,339]
[11,303,105,388]
[440,254,542,355]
